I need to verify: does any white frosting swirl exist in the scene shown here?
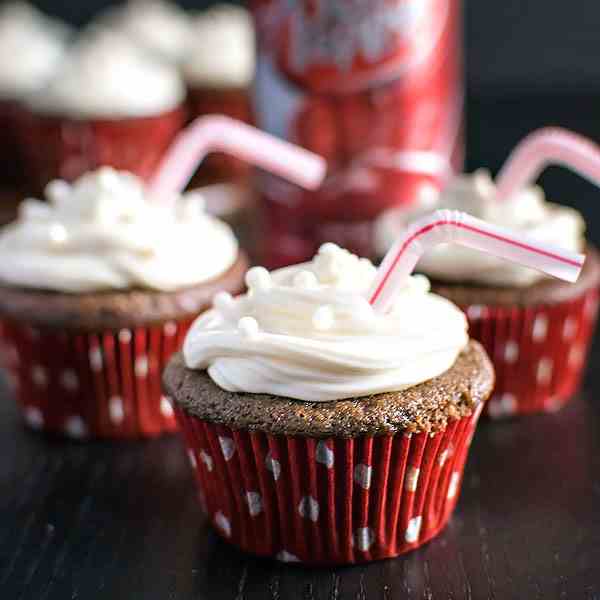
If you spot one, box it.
[184,244,468,402]
[0,2,70,99]
[28,31,185,118]
[99,0,192,62]
[183,4,255,88]
[376,170,586,287]
[0,167,238,293]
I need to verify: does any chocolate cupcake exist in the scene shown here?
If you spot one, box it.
[0,167,247,439]
[0,2,69,185]
[376,170,600,417]
[19,31,186,190]
[164,244,493,564]
[182,4,255,183]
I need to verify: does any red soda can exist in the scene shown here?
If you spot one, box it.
[251,0,464,267]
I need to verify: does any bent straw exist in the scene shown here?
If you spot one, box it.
[368,209,585,313]
[495,127,600,201]
[149,115,327,197]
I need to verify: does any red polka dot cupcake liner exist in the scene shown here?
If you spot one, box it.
[463,287,599,418]
[0,318,193,439]
[16,107,186,190]
[187,86,253,183]
[172,403,483,565]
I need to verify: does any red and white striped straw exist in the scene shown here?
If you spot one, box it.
[368,209,585,313]
[148,115,327,198]
[495,127,600,201]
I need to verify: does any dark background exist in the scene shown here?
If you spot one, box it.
[16,0,600,95]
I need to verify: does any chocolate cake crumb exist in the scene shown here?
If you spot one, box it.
[163,340,494,438]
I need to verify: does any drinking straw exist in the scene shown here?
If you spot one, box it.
[368,209,585,313]
[149,115,327,197]
[495,127,600,200]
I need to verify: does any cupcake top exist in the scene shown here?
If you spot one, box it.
[376,170,585,287]
[182,4,255,89]
[98,0,192,63]
[183,244,468,402]
[28,31,185,118]
[0,167,238,294]
[0,2,70,99]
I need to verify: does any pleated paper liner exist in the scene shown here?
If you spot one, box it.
[0,318,193,439]
[187,86,253,183]
[173,403,483,565]
[462,286,599,418]
[16,106,185,190]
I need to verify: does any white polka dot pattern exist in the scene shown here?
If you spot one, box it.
[218,436,235,461]
[353,464,372,490]
[354,527,375,552]
[404,466,420,492]
[504,341,519,364]
[532,314,548,342]
[447,472,460,499]
[188,449,197,469]
[265,452,281,480]
[160,396,174,418]
[89,348,103,372]
[118,329,132,343]
[537,358,553,385]
[405,516,422,543]
[245,491,263,517]
[199,450,213,472]
[563,317,577,340]
[298,496,319,522]
[276,550,300,563]
[24,406,44,429]
[109,397,125,424]
[487,393,517,419]
[64,416,88,439]
[438,445,453,467]
[315,441,334,468]
[214,511,231,537]
[60,369,79,392]
[31,365,48,387]
[135,356,149,378]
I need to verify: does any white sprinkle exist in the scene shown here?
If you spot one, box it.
[238,317,260,340]
[213,291,234,312]
[293,270,318,289]
[245,266,272,291]
[312,305,335,331]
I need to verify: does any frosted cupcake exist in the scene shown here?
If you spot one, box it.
[376,170,600,417]
[182,5,255,183]
[164,244,493,564]
[0,2,69,184]
[0,167,247,439]
[20,31,186,189]
[95,0,192,64]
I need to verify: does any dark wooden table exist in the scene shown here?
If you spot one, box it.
[2,94,600,599]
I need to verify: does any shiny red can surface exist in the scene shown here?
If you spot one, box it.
[251,0,464,266]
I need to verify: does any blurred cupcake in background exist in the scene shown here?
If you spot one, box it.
[0,166,247,439]
[0,2,70,186]
[183,4,255,183]
[375,170,600,418]
[19,30,186,190]
[94,0,192,64]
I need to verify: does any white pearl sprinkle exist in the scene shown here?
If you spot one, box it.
[238,317,260,339]
[312,305,335,331]
[213,291,234,312]
[293,270,319,289]
[245,267,272,291]
[49,223,67,244]
[318,242,340,256]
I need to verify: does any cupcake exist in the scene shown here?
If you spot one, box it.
[163,244,493,564]
[376,170,600,418]
[19,31,186,190]
[0,2,69,185]
[182,5,255,183]
[0,167,247,439]
[94,0,192,64]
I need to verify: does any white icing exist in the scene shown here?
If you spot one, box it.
[28,30,185,118]
[376,170,586,287]
[0,2,70,98]
[184,244,468,402]
[0,167,238,293]
[98,0,192,62]
[183,4,255,88]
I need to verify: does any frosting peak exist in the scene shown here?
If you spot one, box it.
[376,170,585,287]
[0,2,70,98]
[0,167,238,293]
[28,31,185,118]
[183,4,255,88]
[183,244,468,402]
